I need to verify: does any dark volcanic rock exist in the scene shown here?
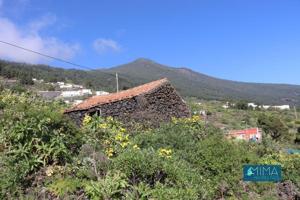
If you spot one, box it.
[64,79,190,126]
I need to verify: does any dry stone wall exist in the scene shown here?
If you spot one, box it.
[66,82,190,126]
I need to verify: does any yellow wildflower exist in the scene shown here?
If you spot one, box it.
[104,139,111,145]
[171,117,178,124]
[133,144,140,150]
[82,115,92,126]
[120,127,126,133]
[45,166,54,177]
[191,115,201,122]
[105,148,114,157]
[120,141,130,148]
[124,134,129,141]
[115,133,123,141]
[107,116,113,122]
[99,123,108,129]
[158,148,173,158]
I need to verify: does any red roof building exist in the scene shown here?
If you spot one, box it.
[65,78,169,112]
[64,78,190,126]
[226,128,262,142]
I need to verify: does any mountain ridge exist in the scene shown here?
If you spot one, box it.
[1,58,300,105]
[104,58,300,105]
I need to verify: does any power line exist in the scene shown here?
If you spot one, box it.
[0,40,94,70]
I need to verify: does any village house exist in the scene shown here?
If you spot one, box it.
[226,128,262,142]
[64,78,191,126]
[59,83,74,89]
[95,91,109,96]
[247,103,258,109]
[61,89,92,98]
[272,105,290,110]
[57,82,84,90]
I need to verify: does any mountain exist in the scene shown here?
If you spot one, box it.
[104,58,300,105]
[1,58,300,105]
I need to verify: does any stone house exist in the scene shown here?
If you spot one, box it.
[64,78,190,126]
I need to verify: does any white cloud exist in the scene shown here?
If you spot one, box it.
[93,38,121,54]
[0,14,80,64]
[29,13,57,33]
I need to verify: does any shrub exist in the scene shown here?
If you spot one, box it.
[258,113,294,142]
[0,91,82,197]
[47,178,82,198]
[83,171,128,200]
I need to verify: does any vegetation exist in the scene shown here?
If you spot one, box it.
[0,89,299,199]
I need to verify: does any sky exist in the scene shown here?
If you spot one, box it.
[0,0,300,84]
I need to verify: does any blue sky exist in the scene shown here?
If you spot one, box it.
[0,0,300,84]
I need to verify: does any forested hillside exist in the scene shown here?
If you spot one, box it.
[2,58,300,105]
[0,60,135,92]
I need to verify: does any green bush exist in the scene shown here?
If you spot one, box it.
[0,91,82,197]
[258,113,294,142]
[83,171,128,200]
[47,178,82,198]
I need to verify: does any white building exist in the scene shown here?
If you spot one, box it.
[260,104,290,110]
[57,81,65,86]
[95,91,109,96]
[222,104,229,109]
[73,84,84,89]
[32,78,44,83]
[81,89,92,95]
[59,84,73,89]
[61,91,81,97]
[248,103,258,109]
[222,102,231,109]
[273,105,290,110]
[61,89,92,98]
[262,105,271,109]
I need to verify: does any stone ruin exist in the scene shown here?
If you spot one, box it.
[64,78,190,126]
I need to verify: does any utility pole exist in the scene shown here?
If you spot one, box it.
[116,72,119,93]
[294,106,298,120]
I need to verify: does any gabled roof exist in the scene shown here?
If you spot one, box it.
[65,78,169,113]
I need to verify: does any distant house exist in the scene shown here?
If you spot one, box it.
[222,104,229,109]
[248,103,258,109]
[32,78,44,83]
[226,128,262,142]
[59,84,73,89]
[57,82,65,86]
[222,102,232,109]
[272,105,290,110]
[57,82,84,90]
[245,102,290,110]
[64,78,190,126]
[61,89,92,98]
[61,91,81,98]
[95,91,109,96]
